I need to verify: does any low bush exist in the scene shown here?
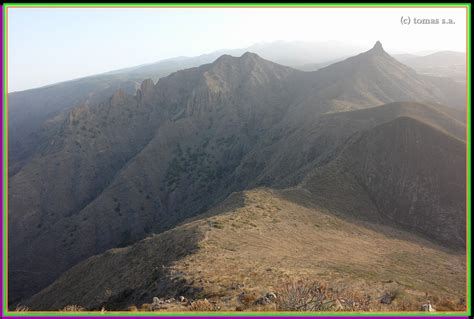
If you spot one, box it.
[13,304,29,312]
[61,305,86,312]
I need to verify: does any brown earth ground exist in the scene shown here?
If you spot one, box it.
[164,188,466,312]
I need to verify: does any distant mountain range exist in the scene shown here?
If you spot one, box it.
[394,51,466,83]
[8,41,466,311]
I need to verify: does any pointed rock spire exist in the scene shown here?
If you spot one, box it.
[141,79,155,95]
[111,88,126,107]
[371,41,384,54]
[241,51,259,60]
[139,79,155,101]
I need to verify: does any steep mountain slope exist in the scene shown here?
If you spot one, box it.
[8,83,163,301]
[302,116,466,248]
[9,43,467,304]
[26,189,465,311]
[8,77,140,176]
[233,101,465,190]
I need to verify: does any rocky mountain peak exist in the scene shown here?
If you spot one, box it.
[212,52,263,69]
[212,54,234,66]
[369,41,386,55]
[241,51,260,60]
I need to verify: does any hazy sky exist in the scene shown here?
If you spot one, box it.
[8,6,467,92]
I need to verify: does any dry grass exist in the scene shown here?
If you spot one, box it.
[169,188,466,312]
[426,295,466,311]
[189,299,220,311]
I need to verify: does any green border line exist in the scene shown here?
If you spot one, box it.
[1,3,472,317]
